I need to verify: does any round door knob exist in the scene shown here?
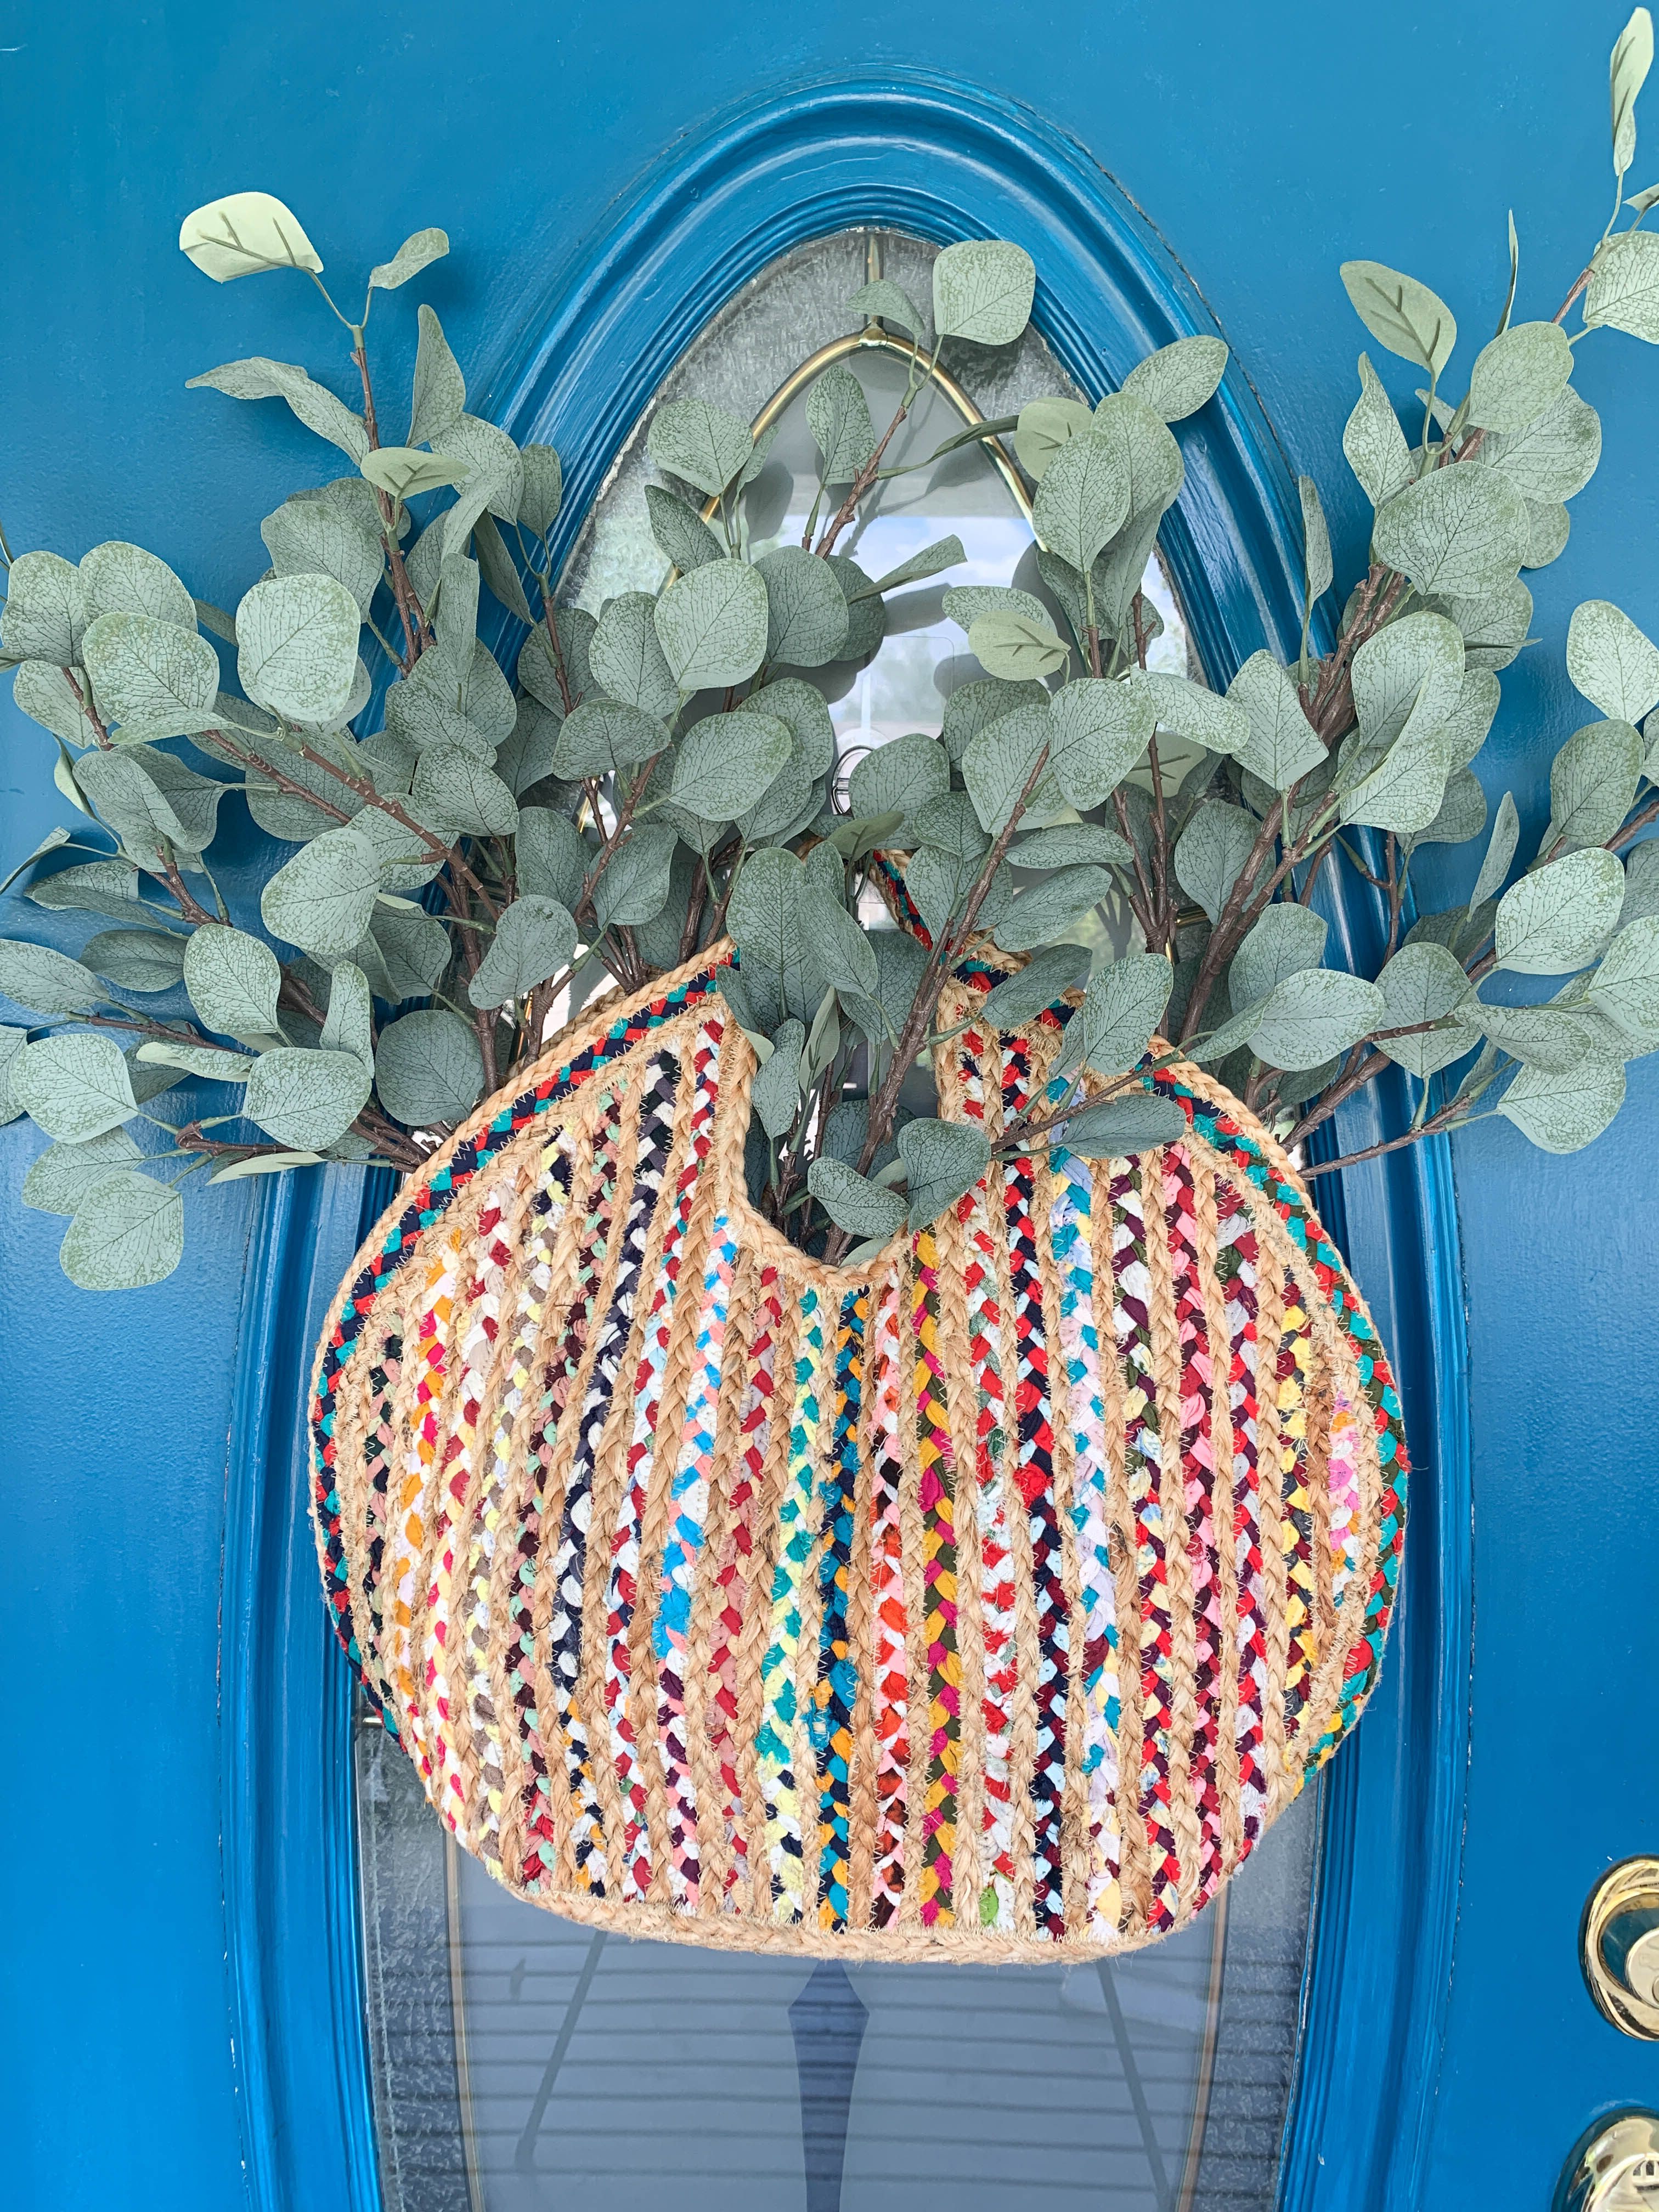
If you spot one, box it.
[1583,1859,1659,2039]
[1557,2112,1659,2212]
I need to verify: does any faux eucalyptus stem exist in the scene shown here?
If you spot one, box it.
[5,13,1659,1291]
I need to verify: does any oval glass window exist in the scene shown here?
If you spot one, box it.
[356,228,1318,2212]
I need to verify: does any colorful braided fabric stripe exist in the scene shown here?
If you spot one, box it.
[309,941,1407,1960]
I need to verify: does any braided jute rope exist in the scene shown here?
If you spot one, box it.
[309,938,1409,1962]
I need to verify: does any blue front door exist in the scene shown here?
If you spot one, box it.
[3,11,1656,2211]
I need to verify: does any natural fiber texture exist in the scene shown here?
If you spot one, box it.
[311,938,1408,1961]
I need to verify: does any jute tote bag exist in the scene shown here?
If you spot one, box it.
[310,939,1406,1961]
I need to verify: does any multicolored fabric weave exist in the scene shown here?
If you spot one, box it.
[310,941,1407,1960]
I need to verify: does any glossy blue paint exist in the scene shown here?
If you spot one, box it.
[4,9,1656,2211]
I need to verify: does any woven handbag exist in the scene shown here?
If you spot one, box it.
[310,939,1406,1961]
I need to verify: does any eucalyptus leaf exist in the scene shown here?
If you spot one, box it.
[591,592,679,722]
[1525,501,1572,570]
[261,493,385,617]
[897,1116,992,1229]
[806,363,877,483]
[58,1170,184,1290]
[12,662,103,749]
[1468,319,1573,433]
[1248,969,1387,1071]
[648,397,753,497]
[808,1155,907,1240]
[1011,822,1133,870]
[408,303,466,447]
[645,483,725,575]
[1130,670,1251,758]
[941,676,1049,765]
[136,1039,256,1081]
[1413,766,1488,848]
[516,808,589,909]
[1052,1092,1188,1159]
[1565,599,1659,722]
[847,732,949,840]
[1374,941,1472,1077]
[1470,386,1601,503]
[1498,1054,1626,1151]
[1494,845,1626,973]
[1069,952,1174,1076]
[374,1008,483,1128]
[932,239,1035,346]
[12,1030,138,1141]
[360,446,470,502]
[1545,719,1644,851]
[967,608,1070,682]
[740,678,835,778]
[551,696,667,779]
[848,537,967,600]
[1229,904,1328,1010]
[1586,911,1659,1046]
[245,1045,372,1149]
[1584,228,1659,342]
[319,960,374,1068]
[758,545,850,668]
[0,938,104,1016]
[1342,354,1415,508]
[1299,476,1333,606]
[847,277,926,341]
[1120,335,1229,422]
[672,709,792,821]
[368,227,449,291]
[183,925,282,1036]
[962,701,1058,835]
[467,896,578,1008]
[992,864,1110,952]
[77,745,225,856]
[21,1126,143,1214]
[1047,675,1155,808]
[518,445,563,540]
[236,572,361,725]
[410,748,518,838]
[941,585,1049,633]
[80,928,188,993]
[518,607,594,715]
[187,356,368,464]
[369,905,450,1001]
[1372,466,1531,599]
[751,1017,805,1139]
[979,944,1091,1025]
[1032,430,1130,574]
[590,826,678,931]
[81,611,218,732]
[1339,259,1457,374]
[1,549,87,664]
[725,847,826,1029]
[260,823,383,958]
[1226,652,1325,790]
[1014,398,1094,481]
[654,558,769,691]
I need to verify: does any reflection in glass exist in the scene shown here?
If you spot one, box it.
[357,230,1317,2212]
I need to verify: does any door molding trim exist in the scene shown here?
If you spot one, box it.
[223,70,1470,2212]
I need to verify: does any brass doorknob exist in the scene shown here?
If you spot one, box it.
[1557,2113,1659,2211]
[1583,1858,1659,2039]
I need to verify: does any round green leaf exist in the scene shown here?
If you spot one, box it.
[591,592,679,722]
[178,190,323,280]
[992,864,1110,952]
[0,938,103,1017]
[1032,431,1131,574]
[896,1115,993,1229]
[1374,942,1472,1077]
[807,1154,906,1242]
[410,747,518,837]
[262,494,386,617]
[1173,802,1259,923]
[1372,466,1532,599]
[1120,335,1229,423]
[1583,227,1659,342]
[22,1126,143,1215]
[653,559,769,692]
[672,710,792,822]
[79,541,196,630]
[962,701,1057,836]
[968,608,1070,684]
[1069,952,1173,1077]
[1565,599,1659,723]
[1013,398,1094,482]
[183,924,283,1036]
[979,944,1091,1026]
[1546,719,1644,850]
[1248,969,1387,1071]
[1,549,86,664]
[58,1169,184,1289]
[244,1045,373,1149]
[467,896,578,1008]
[1466,319,1573,433]
[260,824,383,959]
[1498,1054,1627,1152]
[647,398,754,497]
[80,928,189,994]
[757,546,850,670]
[591,825,679,932]
[12,1030,139,1141]
[374,1008,484,1128]
[932,240,1035,346]
[1339,259,1457,375]
[1047,676,1155,809]
[751,1017,806,1139]
[847,733,949,841]
[1588,911,1659,1045]
[739,678,835,778]
[1494,847,1626,973]
[1053,1092,1188,1159]
[1226,652,1326,791]
[236,572,362,724]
